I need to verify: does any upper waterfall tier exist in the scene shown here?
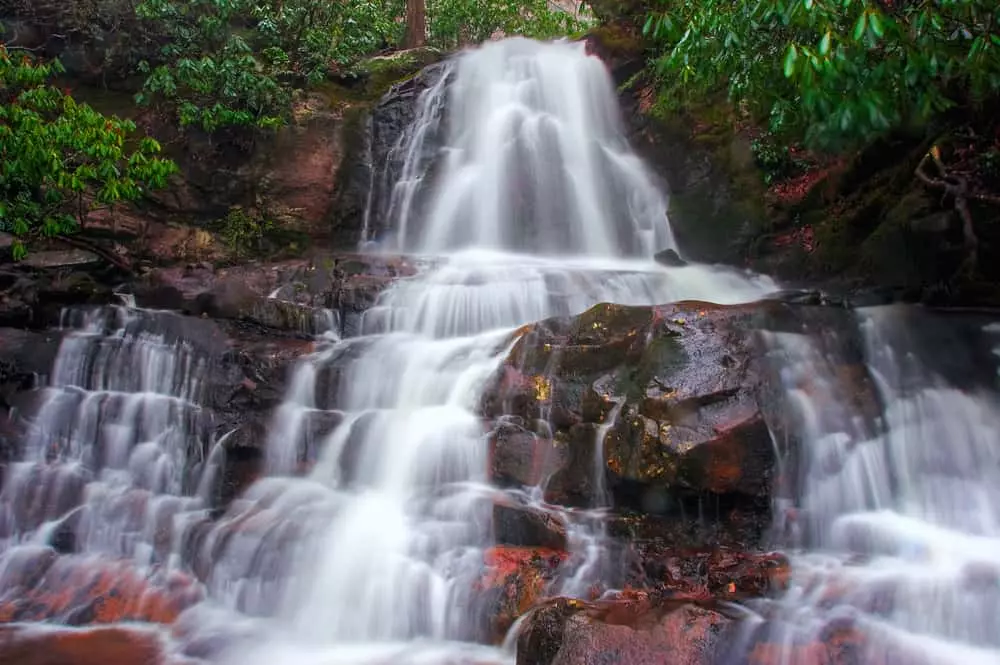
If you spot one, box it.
[372,38,675,257]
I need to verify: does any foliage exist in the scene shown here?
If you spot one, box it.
[135,0,587,132]
[134,0,403,132]
[0,0,159,80]
[644,0,1000,150]
[217,206,273,256]
[0,46,176,259]
[751,133,807,184]
[427,0,592,50]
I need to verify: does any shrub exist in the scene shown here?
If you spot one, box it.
[644,0,1000,150]
[0,46,176,258]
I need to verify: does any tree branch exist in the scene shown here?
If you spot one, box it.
[53,234,133,274]
[915,149,979,275]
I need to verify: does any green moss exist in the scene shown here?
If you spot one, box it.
[352,47,444,99]
[585,23,645,60]
[615,332,684,402]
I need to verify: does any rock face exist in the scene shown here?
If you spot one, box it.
[472,296,890,660]
[0,549,202,625]
[516,596,734,665]
[0,624,168,665]
[339,61,453,245]
[482,301,774,545]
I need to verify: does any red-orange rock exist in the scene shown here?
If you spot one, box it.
[476,547,568,643]
[516,596,733,665]
[0,625,166,665]
[0,550,203,626]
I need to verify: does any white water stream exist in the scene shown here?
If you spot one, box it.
[3,34,997,665]
[204,38,774,663]
[744,308,1000,664]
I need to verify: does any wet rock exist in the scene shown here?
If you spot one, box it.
[493,500,568,551]
[489,422,566,488]
[216,421,267,508]
[606,508,770,561]
[483,301,773,521]
[653,248,687,268]
[0,625,167,665]
[475,547,568,643]
[215,408,344,505]
[215,332,316,417]
[0,328,62,403]
[353,61,453,244]
[0,549,202,625]
[134,255,415,336]
[626,546,791,600]
[605,411,774,499]
[481,303,656,425]
[543,423,606,507]
[516,596,734,665]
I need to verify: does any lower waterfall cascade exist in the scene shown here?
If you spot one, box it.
[0,36,998,665]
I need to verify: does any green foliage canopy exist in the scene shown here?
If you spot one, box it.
[135,0,589,133]
[644,0,1000,150]
[0,46,176,258]
[134,0,405,132]
[429,0,591,49]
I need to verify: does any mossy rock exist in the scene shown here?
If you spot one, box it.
[644,101,771,265]
[351,47,446,99]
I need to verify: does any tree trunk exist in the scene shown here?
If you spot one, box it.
[404,0,426,48]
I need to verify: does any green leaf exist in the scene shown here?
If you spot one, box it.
[869,13,884,38]
[819,32,832,56]
[643,15,655,36]
[784,44,799,77]
[853,12,868,41]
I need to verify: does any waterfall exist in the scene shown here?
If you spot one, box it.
[372,38,674,257]
[742,306,1000,664]
[0,307,216,588]
[0,37,778,665]
[3,34,998,665]
[198,38,774,663]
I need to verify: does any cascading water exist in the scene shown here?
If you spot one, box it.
[0,306,217,608]
[737,306,1000,664]
[0,37,778,665]
[197,38,775,664]
[3,33,998,665]
[372,37,674,257]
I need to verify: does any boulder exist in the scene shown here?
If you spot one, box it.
[475,547,568,643]
[653,248,687,268]
[493,500,568,551]
[516,595,734,665]
[0,625,167,665]
[0,548,202,625]
[489,421,566,488]
[481,301,772,526]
